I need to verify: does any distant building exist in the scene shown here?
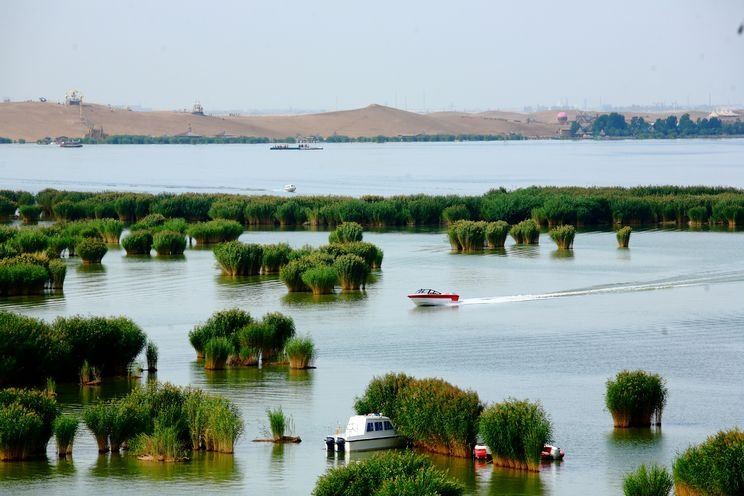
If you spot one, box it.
[557,111,568,124]
[65,89,83,105]
[708,109,740,124]
[192,102,204,116]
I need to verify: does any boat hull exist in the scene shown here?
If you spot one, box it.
[342,435,402,452]
[408,295,459,306]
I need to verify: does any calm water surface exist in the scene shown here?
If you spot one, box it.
[0,226,742,495]
[0,139,742,194]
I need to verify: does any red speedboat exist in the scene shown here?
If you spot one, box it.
[407,289,460,306]
[541,444,565,460]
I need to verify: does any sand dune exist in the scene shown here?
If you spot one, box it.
[0,101,715,141]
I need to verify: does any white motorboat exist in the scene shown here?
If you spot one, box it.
[407,288,460,306]
[284,184,297,193]
[325,414,402,452]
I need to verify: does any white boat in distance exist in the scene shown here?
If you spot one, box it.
[284,184,297,192]
[408,289,460,306]
[325,414,403,452]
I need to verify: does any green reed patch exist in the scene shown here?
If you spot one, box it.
[153,230,186,255]
[549,225,576,250]
[76,238,107,264]
[328,222,364,244]
[479,398,552,471]
[623,463,673,496]
[485,220,510,248]
[333,254,369,290]
[188,308,253,358]
[53,414,79,457]
[261,243,293,273]
[213,241,263,276]
[187,219,243,245]
[121,231,153,255]
[0,388,60,460]
[284,335,315,369]
[606,370,667,428]
[616,226,632,248]
[19,204,41,224]
[673,428,744,496]
[510,219,540,245]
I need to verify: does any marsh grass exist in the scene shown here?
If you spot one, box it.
[0,388,59,460]
[452,221,487,251]
[48,259,66,289]
[623,464,673,496]
[301,266,338,295]
[19,205,41,224]
[122,231,154,255]
[616,226,632,248]
[313,451,464,496]
[485,221,510,248]
[284,335,315,369]
[96,219,124,244]
[261,243,292,273]
[333,253,369,290]
[204,337,232,370]
[686,206,708,226]
[479,398,552,471]
[673,428,744,496]
[188,308,252,358]
[328,222,364,244]
[213,241,263,276]
[606,370,667,428]
[83,402,113,453]
[442,204,471,224]
[186,220,243,245]
[153,230,186,255]
[145,341,158,372]
[549,225,576,250]
[53,415,79,457]
[76,238,107,264]
[266,407,291,441]
[204,397,243,453]
[510,220,540,245]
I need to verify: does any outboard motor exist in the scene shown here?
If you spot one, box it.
[325,436,335,451]
[335,437,345,452]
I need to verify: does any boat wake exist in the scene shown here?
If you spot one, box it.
[459,270,744,306]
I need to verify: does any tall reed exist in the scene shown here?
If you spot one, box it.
[213,241,263,276]
[188,308,252,358]
[53,415,79,457]
[485,220,510,248]
[284,335,315,369]
[510,219,540,245]
[19,205,42,224]
[76,238,107,264]
[301,266,338,295]
[97,219,124,244]
[204,337,232,370]
[153,230,186,255]
[328,222,364,243]
[623,464,673,496]
[83,402,113,453]
[122,231,153,255]
[333,254,369,290]
[260,243,292,273]
[605,370,667,428]
[266,407,289,441]
[673,428,744,496]
[145,340,158,371]
[549,225,576,250]
[616,226,632,248]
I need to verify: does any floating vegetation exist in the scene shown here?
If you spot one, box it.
[0,388,60,460]
[267,407,289,441]
[672,428,744,496]
[616,226,632,248]
[313,451,464,496]
[510,220,540,245]
[186,220,243,245]
[284,335,315,369]
[76,237,108,264]
[549,225,576,250]
[213,241,263,276]
[53,414,79,457]
[623,464,673,496]
[354,373,482,457]
[605,370,667,428]
[152,230,186,256]
[479,398,552,471]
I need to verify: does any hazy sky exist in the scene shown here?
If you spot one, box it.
[1,0,743,112]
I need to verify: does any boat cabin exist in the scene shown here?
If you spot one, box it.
[345,414,396,439]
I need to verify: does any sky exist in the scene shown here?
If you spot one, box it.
[1,0,743,113]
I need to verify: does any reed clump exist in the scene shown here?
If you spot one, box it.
[187,308,253,359]
[121,231,153,255]
[448,220,487,251]
[213,241,263,276]
[267,407,289,441]
[53,415,79,457]
[204,337,232,370]
[686,206,708,227]
[284,335,315,369]
[237,312,296,364]
[442,204,471,224]
[510,219,540,245]
[333,254,369,290]
[0,388,60,460]
[145,340,158,372]
[312,451,464,496]
[479,398,552,471]
[617,226,632,248]
[186,220,243,245]
[328,222,364,244]
[354,373,482,457]
[76,238,107,264]
[605,370,667,428]
[549,225,576,250]
[260,243,292,273]
[672,428,744,496]
[19,205,42,224]
[623,463,673,496]
[95,219,124,244]
[485,220,510,248]
[152,230,186,255]
[301,265,338,295]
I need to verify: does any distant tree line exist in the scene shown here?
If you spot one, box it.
[577,112,744,138]
[0,137,12,144]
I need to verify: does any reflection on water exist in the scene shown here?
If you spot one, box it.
[616,248,631,261]
[76,264,107,275]
[508,245,541,259]
[486,466,546,496]
[0,457,54,481]
[609,427,663,445]
[550,250,574,260]
[90,451,240,483]
[281,291,367,306]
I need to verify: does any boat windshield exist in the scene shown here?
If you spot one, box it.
[415,289,441,294]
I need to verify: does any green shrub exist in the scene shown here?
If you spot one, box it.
[673,428,744,496]
[354,373,482,457]
[510,219,540,245]
[333,254,369,290]
[328,222,364,244]
[0,388,60,460]
[479,398,552,471]
[121,231,153,255]
[188,308,252,358]
[284,335,315,369]
[617,226,632,248]
[549,225,576,250]
[76,238,107,264]
[605,370,667,428]
[261,243,292,273]
[623,463,673,496]
[213,241,263,276]
[312,451,464,496]
[19,205,41,224]
[204,337,232,370]
[153,230,186,255]
[187,219,243,245]
[302,265,338,295]
[53,414,79,456]
[485,220,510,248]
[0,312,66,385]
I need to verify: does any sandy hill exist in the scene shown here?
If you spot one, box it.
[0,101,722,142]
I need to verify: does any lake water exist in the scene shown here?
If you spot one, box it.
[0,140,743,496]
[0,138,742,195]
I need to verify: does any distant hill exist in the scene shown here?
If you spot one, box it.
[0,101,713,141]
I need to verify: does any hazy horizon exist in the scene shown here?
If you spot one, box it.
[2,0,743,113]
